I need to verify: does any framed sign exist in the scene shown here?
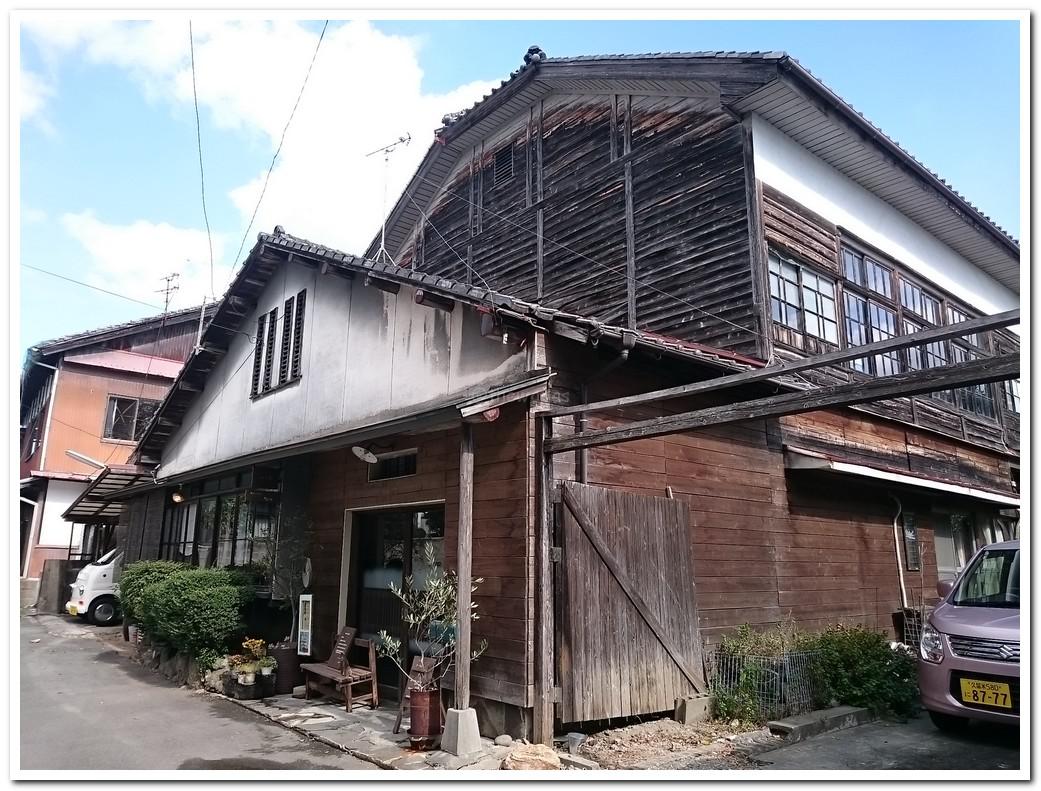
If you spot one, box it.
[297,593,313,656]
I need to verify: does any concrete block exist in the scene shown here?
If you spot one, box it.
[674,694,714,724]
[441,707,482,757]
[559,753,601,770]
[767,705,875,743]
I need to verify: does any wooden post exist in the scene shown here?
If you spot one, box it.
[533,414,555,744]
[455,421,475,710]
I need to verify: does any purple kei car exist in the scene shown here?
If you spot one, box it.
[919,540,1020,732]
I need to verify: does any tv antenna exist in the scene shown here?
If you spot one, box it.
[156,272,181,313]
[366,133,411,265]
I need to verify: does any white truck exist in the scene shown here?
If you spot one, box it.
[65,548,122,626]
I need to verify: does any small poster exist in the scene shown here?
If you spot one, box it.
[297,594,313,656]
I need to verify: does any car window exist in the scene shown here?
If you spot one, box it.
[953,548,1019,607]
[90,548,121,566]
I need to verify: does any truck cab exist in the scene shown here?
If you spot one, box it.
[66,548,122,626]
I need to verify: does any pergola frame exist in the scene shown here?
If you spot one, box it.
[530,309,1020,743]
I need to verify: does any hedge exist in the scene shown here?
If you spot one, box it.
[128,565,256,658]
[117,561,188,623]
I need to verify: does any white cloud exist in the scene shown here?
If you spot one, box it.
[24,19,498,279]
[62,211,233,311]
[20,69,55,133]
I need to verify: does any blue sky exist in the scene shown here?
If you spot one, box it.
[18,18,1021,352]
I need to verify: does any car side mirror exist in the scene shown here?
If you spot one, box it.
[936,579,954,599]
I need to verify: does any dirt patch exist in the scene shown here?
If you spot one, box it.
[579,717,769,770]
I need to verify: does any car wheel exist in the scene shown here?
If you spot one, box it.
[928,710,969,733]
[88,598,119,627]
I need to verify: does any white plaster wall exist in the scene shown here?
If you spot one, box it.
[158,260,525,480]
[750,114,1018,316]
[38,480,86,547]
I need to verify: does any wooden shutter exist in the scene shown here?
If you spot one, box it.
[262,308,277,392]
[251,314,266,397]
[278,296,295,385]
[290,289,306,379]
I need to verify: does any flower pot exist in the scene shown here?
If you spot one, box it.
[239,672,256,685]
[260,667,273,676]
[408,688,443,747]
[270,645,304,695]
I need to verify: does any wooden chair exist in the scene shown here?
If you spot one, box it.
[393,656,447,734]
[300,627,380,712]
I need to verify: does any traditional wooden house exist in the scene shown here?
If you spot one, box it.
[110,51,1019,742]
[19,306,211,597]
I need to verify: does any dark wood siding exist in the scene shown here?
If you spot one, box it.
[307,403,534,708]
[399,91,760,355]
[540,334,1010,645]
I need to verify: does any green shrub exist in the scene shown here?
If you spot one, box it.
[137,568,255,658]
[711,621,920,722]
[117,560,188,622]
[814,625,919,717]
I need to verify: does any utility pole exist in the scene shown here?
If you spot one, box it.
[156,272,180,314]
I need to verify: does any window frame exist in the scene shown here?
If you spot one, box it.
[767,250,839,349]
[367,449,419,483]
[250,289,307,401]
[834,241,1003,421]
[491,144,515,187]
[102,395,161,442]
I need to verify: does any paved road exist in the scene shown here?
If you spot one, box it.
[753,714,1020,771]
[19,615,375,771]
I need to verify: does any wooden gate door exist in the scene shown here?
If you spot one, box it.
[556,481,705,724]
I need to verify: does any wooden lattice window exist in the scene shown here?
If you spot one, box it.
[262,307,277,392]
[902,513,921,572]
[250,314,266,397]
[278,296,295,385]
[493,144,514,186]
[290,289,306,380]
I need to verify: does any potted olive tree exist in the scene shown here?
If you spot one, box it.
[375,543,486,746]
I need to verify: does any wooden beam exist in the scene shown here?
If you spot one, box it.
[414,289,455,313]
[533,415,555,745]
[547,352,1020,454]
[455,422,474,710]
[561,484,703,693]
[364,274,400,295]
[542,309,1020,418]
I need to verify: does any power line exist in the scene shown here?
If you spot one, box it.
[403,170,765,341]
[188,21,216,300]
[402,190,490,290]
[230,19,330,273]
[23,264,162,310]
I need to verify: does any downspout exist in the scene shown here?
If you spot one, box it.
[889,494,909,610]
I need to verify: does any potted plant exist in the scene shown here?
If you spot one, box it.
[237,661,258,685]
[375,543,487,746]
[259,656,278,676]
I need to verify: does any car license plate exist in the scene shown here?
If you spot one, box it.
[68,605,77,615]
[959,678,1012,709]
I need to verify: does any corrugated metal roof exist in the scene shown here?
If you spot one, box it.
[63,349,184,379]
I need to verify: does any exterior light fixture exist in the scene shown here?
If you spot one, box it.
[171,489,185,504]
[351,445,379,465]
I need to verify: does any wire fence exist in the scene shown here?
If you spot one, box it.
[708,649,825,722]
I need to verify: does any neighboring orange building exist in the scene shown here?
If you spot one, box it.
[19,306,211,590]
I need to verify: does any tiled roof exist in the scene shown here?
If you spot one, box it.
[267,229,761,373]
[28,303,211,355]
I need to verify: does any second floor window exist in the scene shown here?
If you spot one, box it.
[1004,379,1021,414]
[104,395,160,441]
[768,253,838,344]
[251,289,307,399]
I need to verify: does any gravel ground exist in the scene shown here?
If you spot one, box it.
[578,717,779,770]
